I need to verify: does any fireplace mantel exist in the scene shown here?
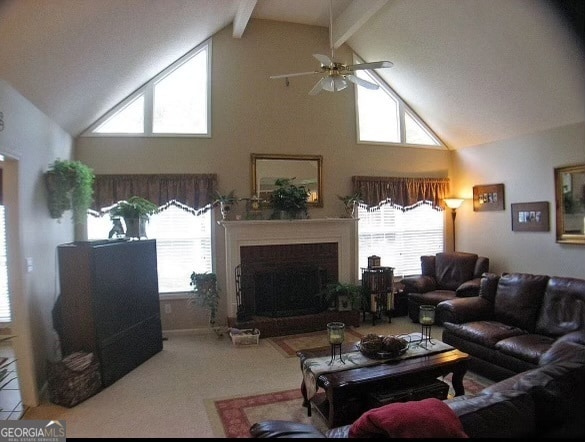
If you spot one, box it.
[219,218,359,319]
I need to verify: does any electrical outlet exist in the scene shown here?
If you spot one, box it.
[164,303,172,314]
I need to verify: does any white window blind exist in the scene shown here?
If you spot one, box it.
[0,205,11,322]
[358,203,444,277]
[87,205,212,293]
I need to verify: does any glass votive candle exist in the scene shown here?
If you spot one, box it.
[419,305,436,325]
[327,322,345,344]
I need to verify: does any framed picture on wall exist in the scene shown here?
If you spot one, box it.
[511,201,550,232]
[473,183,505,211]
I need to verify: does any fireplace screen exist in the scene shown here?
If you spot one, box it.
[250,266,327,318]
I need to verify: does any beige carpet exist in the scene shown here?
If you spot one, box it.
[209,372,492,438]
[266,328,364,357]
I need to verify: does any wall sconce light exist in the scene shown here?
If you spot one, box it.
[444,198,464,251]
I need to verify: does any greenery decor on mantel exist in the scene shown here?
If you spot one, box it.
[109,196,159,238]
[269,178,309,219]
[189,272,222,336]
[213,190,238,221]
[45,159,95,224]
[338,192,363,218]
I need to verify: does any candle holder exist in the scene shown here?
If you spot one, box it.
[327,322,345,365]
[418,305,436,349]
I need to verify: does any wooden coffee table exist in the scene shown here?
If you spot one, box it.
[297,344,470,428]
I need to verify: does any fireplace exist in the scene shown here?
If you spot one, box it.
[220,218,359,320]
[238,242,338,318]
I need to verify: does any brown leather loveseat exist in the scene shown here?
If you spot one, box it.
[401,252,489,325]
[438,272,585,381]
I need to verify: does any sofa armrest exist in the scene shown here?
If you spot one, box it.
[436,296,493,324]
[446,391,535,438]
[401,275,437,293]
[249,420,326,438]
[455,278,481,297]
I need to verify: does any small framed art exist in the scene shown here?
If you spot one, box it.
[511,201,550,232]
[473,183,505,211]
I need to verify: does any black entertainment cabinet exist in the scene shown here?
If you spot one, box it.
[54,239,163,387]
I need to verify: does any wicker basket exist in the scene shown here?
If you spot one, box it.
[47,352,102,407]
[230,328,260,346]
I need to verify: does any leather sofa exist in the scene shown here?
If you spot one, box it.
[438,272,585,381]
[401,252,490,325]
[249,339,585,438]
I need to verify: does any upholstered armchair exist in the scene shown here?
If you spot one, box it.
[402,252,489,325]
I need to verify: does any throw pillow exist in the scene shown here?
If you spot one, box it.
[348,398,468,438]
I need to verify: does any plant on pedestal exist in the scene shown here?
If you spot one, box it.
[109,196,159,238]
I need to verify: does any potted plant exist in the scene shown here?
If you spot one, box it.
[45,159,95,224]
[213,190,238,221]
[269,178,309,219]
[337,192,363,218]
[189,271,222,336]
[321,282,363,311]
[109,196,159,238]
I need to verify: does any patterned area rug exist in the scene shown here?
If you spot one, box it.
[210,372,493,438]
[266,328,364,357]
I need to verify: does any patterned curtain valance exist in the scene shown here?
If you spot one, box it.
[352,176,450,211]
[90,173,218,215]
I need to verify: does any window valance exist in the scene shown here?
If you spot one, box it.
[352,176,450,211]
[90,173,217,215]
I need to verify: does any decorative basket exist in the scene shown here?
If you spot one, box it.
[229,328,260,346]
[47,352,102,407]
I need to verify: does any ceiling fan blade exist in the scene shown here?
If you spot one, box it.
[313,53,332,66]
[308,77,327,96]
[270,71,320,79]
[347,61,393,70]
[346,74,379,90]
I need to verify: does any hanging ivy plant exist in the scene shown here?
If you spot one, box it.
[45,159,95,224]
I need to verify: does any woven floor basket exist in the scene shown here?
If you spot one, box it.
[47,352,102,407]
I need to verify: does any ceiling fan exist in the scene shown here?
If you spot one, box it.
[269,0,393,95]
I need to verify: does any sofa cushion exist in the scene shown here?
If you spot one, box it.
[535,276,585,337]
[435,252,478,290]
[478,272,500,303]
[513,359,585,432]
[495,333,555,364]
[348,397,468,438]
[443,320,527,348]
[408,290,456,306]
[494,273,549,333]
[446,391,535,438]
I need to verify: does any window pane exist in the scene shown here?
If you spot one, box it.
[405,112,439,146]
[356,70,399,143]
[153,48,208,134]
[94,95,144,134]
[87,205,212,293]
[0,205,11,322]
[358,203,443,277]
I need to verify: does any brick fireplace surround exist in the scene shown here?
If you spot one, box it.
[219,218,361,337]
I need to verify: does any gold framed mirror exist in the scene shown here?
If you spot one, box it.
[251,154,323,207]
[554,163,585,244]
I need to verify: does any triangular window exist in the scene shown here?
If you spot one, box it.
[84,40,211,137]
[354,56,445,149]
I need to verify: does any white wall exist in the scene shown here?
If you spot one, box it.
[0,79,74,406]
[452,122,585,278]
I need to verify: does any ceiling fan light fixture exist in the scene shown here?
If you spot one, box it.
[333,76,348,92]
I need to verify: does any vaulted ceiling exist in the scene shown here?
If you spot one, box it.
[0,0,583,149]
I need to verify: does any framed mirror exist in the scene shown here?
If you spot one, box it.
[251,154,323,207]
[554,163,585,244]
